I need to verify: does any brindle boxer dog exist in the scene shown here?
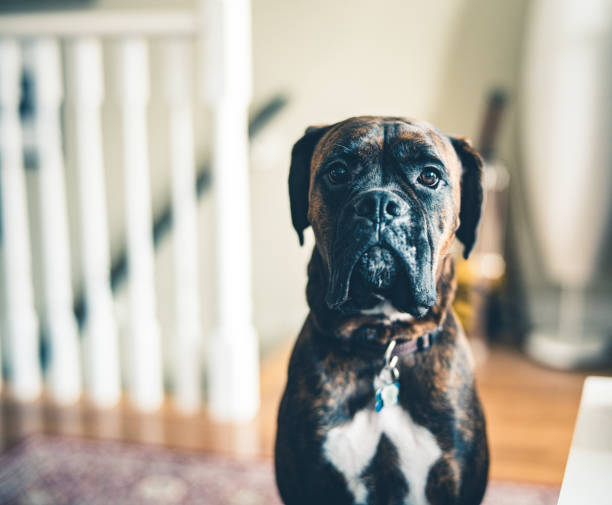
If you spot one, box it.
[275,116,489,505]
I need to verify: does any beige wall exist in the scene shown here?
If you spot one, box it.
[0,0,530,356]
[249,0,529,347]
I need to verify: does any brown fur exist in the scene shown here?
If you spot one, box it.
[277,116,488,505]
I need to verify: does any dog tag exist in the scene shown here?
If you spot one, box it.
[375,340,400,412]
[376,382,400,412]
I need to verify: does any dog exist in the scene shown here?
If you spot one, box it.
[275,116,489,505]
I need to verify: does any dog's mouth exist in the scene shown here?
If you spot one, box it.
[348,245,420,315]
[354,245,400,292]
[324,229,437,318]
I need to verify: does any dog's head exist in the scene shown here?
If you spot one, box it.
[289,116,483,319]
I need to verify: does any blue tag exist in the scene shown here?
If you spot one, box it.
[375,381,400,411]
[375,390,383,412]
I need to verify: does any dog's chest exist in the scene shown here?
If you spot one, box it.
[322,405,441,505]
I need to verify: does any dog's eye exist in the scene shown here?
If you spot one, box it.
[327,163,351,185]
[418,168,440,188]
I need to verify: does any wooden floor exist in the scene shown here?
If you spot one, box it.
[0,341,604,485]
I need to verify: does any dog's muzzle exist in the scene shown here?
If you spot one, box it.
[325,189,437,316]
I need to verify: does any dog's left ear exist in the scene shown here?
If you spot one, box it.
[288,125,331,245]
[449,136,484,258]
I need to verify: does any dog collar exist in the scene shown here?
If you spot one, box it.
[391,333,434,357]
[324,317,440,363]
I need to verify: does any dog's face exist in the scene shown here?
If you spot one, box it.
[289,116,483,318]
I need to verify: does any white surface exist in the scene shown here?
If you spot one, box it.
[522,0,612,286]
[0,10,196,36]
[163,38,203,414]
[0,39,42,400]
[67,38,121,408]
[525,331,610,370]
[558,376,612,505]
[204,0,260,421]
[30,38,82,405]
[116,38,163,411]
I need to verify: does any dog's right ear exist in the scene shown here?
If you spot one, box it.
[288,125,331,245]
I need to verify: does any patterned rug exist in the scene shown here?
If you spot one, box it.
[0,435,559,505]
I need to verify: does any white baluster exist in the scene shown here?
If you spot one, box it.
[202,0,260,421]
[0,314,2,394]
[67,38,120,408]
[0,39,42,401]
[28,38,81,405]
[162,39,202,413]
[116,38,163,411]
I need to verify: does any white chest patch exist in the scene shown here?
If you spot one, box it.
[322,405,441,505]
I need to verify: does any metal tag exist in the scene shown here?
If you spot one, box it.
[375,340,400,412]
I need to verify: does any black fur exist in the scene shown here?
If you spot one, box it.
[288,125,331,245]
[449,137,484,259]
[277,117,489,505]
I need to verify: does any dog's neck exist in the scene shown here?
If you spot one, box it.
[306,248,457,349]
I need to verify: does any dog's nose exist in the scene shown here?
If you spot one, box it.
[353,190,408,223]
